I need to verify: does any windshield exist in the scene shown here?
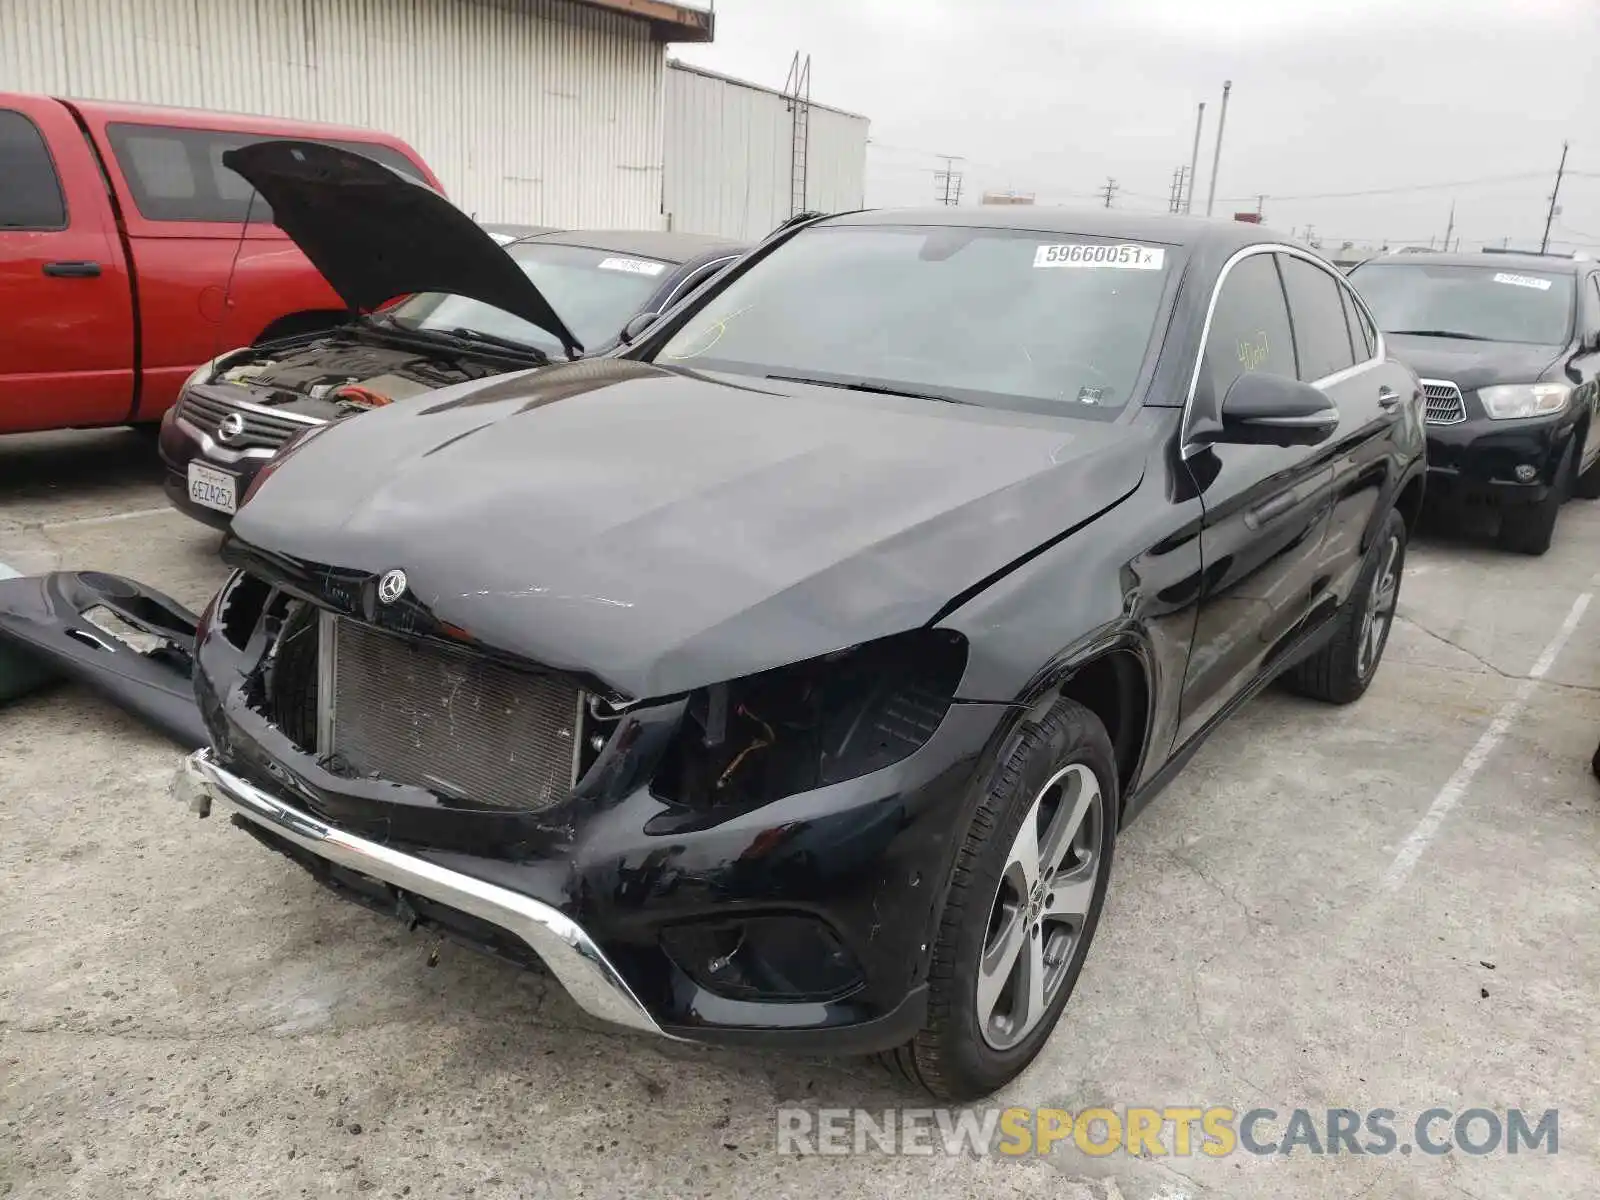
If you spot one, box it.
[652,224,1175,416]
[1350,262,1574,345]
[386,241,671,352]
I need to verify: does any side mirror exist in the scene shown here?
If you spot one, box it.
[618,310,660,345]
[1214,371,1339,447]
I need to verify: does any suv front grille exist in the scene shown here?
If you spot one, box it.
[179,388,317,452]
[1420,379,1467,425]
[317,615,583,812]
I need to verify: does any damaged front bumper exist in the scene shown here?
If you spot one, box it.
[175,747,666,1036]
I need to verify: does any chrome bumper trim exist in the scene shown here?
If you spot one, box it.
[175,748,668,1038]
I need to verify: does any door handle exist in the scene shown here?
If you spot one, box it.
[1244,492,1297,530]
[1377,386,1401,410]
[42,260,102,278]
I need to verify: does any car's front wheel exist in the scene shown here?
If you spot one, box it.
[884,698,1117,1101]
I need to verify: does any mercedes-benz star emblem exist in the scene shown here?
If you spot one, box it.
[216,412,245,444]
[377,569,408,605]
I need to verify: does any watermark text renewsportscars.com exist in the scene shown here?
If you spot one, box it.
[776,1106,1559,1158]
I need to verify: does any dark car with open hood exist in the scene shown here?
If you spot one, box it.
[166,209,1424,1100]
[156,140,745,528]
[1347,251,1600,554]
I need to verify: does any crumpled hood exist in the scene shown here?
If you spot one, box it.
[230,361,1150,699]
[223,140,581,356]
[1384,334,1565,393]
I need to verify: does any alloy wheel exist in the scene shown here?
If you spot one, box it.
[976,762,1104,1051]
[1357,533,1401,679]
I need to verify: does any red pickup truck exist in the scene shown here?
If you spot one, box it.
[0,94,440,436]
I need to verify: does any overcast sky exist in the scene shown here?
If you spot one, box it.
[675,0,1600,253]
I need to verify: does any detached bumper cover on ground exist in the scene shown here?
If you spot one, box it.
[0,570,207,746]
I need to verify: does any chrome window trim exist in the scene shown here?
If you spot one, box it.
[1181,242,1387,457]
[655,254,739,313]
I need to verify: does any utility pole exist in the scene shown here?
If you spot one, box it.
[1540,140,1569,254]
[933,156,965,207]
[1101,177,1119,208]
[1204,80,1232,217]
[1442,200,1455,255]
[1185,102,1205,215]
[1256,193,1265,219]
[1304,224,1316,247]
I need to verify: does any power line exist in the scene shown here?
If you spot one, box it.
[1214,169,1556,205]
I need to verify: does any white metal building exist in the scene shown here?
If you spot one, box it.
[0,0,712,227]
[1,0,869,239]
[662,61,869,240]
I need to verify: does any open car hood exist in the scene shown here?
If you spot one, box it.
[223,140,582,357]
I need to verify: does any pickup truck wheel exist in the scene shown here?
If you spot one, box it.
[1284,507,1406,705]
[1497,443,1572,555]
[882,698,1117,1101]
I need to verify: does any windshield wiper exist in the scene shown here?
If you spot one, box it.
[765,373,967,405]
[1387,329,1494,341]
[441,326,553,363]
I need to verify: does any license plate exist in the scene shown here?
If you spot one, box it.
[187,461,238,515]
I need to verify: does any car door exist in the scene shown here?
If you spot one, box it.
[1277,251,1411,607]
[0,97,136,433]
[1174,249,1336,745]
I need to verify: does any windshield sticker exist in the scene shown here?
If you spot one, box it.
[1034,243,1165,270]
[1492,272,1552,291]
[598,257,667,277]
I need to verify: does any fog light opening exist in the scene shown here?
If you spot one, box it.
[1515,464,1538,482]
[660,915,864,1003]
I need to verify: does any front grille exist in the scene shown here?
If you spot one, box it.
[180,388,316,452]
[1421,379,1467,425]
[321,615,583,812]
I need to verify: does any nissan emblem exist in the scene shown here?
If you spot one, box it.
[216,412,246,444]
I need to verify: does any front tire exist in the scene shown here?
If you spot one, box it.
[884,698,1117,1101]
[1285,507,1406,704]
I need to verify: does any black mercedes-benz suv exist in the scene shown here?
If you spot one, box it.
[172,209,1424,1101]
[1348,252,1600,554]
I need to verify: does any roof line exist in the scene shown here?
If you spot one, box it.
[572,0,713,43]
[666,58,871,123]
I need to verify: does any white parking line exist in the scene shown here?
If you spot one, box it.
[1381,587,1592,891]
[40,506,172,530]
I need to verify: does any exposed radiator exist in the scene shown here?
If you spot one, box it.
[318,614,583,812]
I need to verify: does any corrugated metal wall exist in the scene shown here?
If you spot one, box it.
[0,0,666,227]
[663,62,868,241]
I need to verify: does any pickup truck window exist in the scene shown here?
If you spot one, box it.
[0,109,67,230]
[104,122,425,223]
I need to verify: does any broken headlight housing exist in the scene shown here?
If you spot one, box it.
[651,628,968,811]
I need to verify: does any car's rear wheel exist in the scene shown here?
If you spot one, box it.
[883,698,1117,1101]
[1285,507,1406,704]
[1498,443,1572,555]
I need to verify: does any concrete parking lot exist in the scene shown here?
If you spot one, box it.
[2,428,1597,1200]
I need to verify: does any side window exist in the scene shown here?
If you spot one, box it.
[1203,252,1296,403]
[0,109,68,230]
[1279,254,1358,381]
[1341,282,1376,360]
[1588,276,1600,342]
[105,123,428,222]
